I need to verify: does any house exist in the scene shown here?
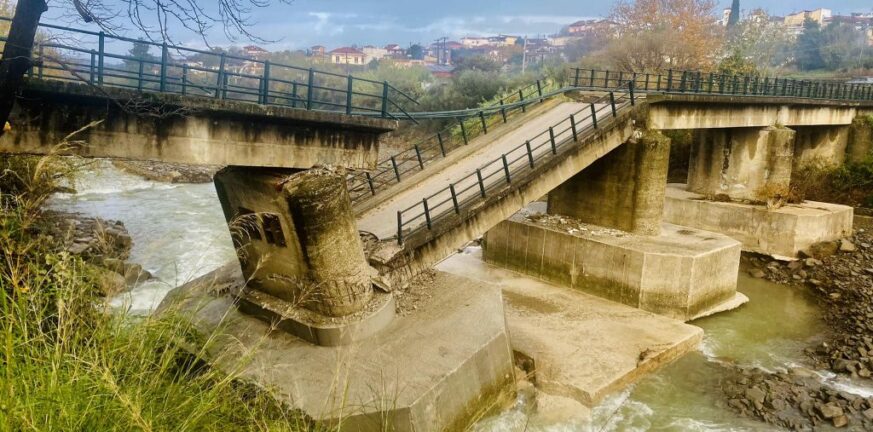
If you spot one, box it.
[310,45,326,57]
[784,8,832,28]
[385,44,404,56]
[461,36,490,48]
[567,19,618,36]
[426,64,455,79]
[363,46,388,62]
[244,45,269,60]
[329,47,367,65]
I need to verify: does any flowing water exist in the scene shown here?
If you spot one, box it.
[48,162,869,430]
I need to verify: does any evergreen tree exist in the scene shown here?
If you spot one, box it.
[795,18,825,71]
[123,39,156,71]
[727,0,740,28]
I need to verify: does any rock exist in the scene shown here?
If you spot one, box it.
[803,241,839,259]
[67,242,90,255]
[745,387,766,405]
[840,239,857,253]
[819,402,844,419]
[787,260,804,271]
[749,269,766,278]
[805,258,824,267]
[89,265,127,297]
[122,263,152,286]
[832,414,848,428]
[863,407,873,420]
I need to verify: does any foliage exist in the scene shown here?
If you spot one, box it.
[790,156,873,208]
[718,9,793,76]
[600,0,723,71]
[455,55,503,73]
[794,19,872,72]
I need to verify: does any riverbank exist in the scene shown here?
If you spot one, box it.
[723,212,873,429]
[112,160,218,183]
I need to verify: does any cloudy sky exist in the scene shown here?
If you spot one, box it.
[42,0,873,51]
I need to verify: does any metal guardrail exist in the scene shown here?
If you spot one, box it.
[394,81,637,244]
[347,79,564,206]
[570,68,873,101]
[0,17,419,120]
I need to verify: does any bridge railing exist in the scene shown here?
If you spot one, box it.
[570,68,873,101]
[347,79,563,206]
[394,81,636,245]
[0,17,418,120]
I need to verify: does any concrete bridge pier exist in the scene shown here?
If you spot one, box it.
[664,125,853,259]
[848,116,873,164]
[484,130,745,321]
[213,166,393,345]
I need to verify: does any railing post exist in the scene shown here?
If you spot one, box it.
[590,69,596,87]
[629,80,635,106]
[479,111,488,134]
[262,61,271,105]
[549,127,557,154]
[422,199,432,229]
[366,172,375,196]
[222,74,229,99]
[160,42,168,92]
[666,69,673,91]
[609,92,617,117]
[437,133,446,156]
[97,32,105,85]
[137,61,144,91]
[306,68,315,109]
[501,155,511,184]
[590,103,598,129]
[291,81,298,108]
[645,73,650,91]
[708,73,714,93]
[396,212,403,244]
[499,99,507,123]
[414,145,424,170]
[679,71,687,92]
[476,169,486,197]
[536,79,543,101]
[216,53,226,99]
[570,114,578,141]
[346,75,354,115]
[181,64,188,95]
[449,184,460,214]
[37,44,44,79]
[604,70,610,88]
[89,50,96,84]
[574,68,581,87]
[390,156,400,182]
[381,80,389,118]
[519,89,526,113]
[459,118,468,145]
[525,140,534,168]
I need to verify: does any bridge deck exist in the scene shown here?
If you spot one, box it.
[357,102,590,239]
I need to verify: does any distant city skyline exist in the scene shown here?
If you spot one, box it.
[40,0,873,51]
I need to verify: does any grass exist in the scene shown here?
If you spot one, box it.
[0,150,318,431]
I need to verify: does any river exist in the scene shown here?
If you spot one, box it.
[47,162,866,431]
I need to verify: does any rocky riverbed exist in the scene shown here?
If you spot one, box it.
[45,210,152,296]
[726,213,873,429]
[112,160,219,184]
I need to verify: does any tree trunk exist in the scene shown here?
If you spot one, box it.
[0,0,48,137]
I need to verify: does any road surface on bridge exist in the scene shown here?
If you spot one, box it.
[357,101,594,239]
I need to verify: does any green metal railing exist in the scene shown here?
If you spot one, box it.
[570,68,873,101]
[346,79,565,206]
[0,17,419,120]
[394,81,636,245]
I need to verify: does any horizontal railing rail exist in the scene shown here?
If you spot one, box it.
[0,16,419,120]
[569,67,873,101]
[346,78,564,206]
[394,80,637,245]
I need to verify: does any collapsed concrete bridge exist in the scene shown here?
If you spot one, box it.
[3,60,873,430]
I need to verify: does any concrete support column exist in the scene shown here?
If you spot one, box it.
[687,126,795,202]
[793,125,850,171]
[847,116,873,164]
[547,130,671,236]
[214,166,372,318]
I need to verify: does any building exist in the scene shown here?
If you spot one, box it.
[362,46,388,62]
[426,64,455,79]
[243,45,269,60]
[310,45,326,57]
[329,47,367,65]
[784,8,832,28]
[385,44,404,56]
[567,19,617,35]
[461,36,490,48]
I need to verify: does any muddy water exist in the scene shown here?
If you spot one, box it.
[49,163,857,430]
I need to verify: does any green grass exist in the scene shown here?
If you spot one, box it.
[0,152,317,431]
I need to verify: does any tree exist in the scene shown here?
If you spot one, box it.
[122,39,157,71]
[409,44,425,60]
[795,18,825,71]
[719,9,793,75]
[727,0,740,28]
[0,0,292,137]
[599,0,724,71]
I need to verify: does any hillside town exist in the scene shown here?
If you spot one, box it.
[209,6,873,79]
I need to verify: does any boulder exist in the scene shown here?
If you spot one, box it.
[802,241,839,259]
[819,402,844,419]
[840,239,857,253]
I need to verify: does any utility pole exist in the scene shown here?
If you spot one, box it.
[521,35,528,73]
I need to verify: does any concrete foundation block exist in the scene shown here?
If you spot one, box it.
[159,264,514,432]
[664,184,854,259]
[482,208,743,321]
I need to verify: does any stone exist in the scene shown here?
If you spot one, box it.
[787,260,803,271]
[819,402,844,419]
[862,407,873,420]
[89,265,127,297]
[806,241,841,259]
[840,239,857,253]
[750,269,766,279]
[805,258,823,267]
[745,387,766,405]
[832,415,848,428]
[67,242,90,255]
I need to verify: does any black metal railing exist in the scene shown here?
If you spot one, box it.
[570,67,873,101]
[346,79,564,206]
[394,81,636,244]
[0,17,418,120]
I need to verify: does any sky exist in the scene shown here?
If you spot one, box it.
[41,0,873,51]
